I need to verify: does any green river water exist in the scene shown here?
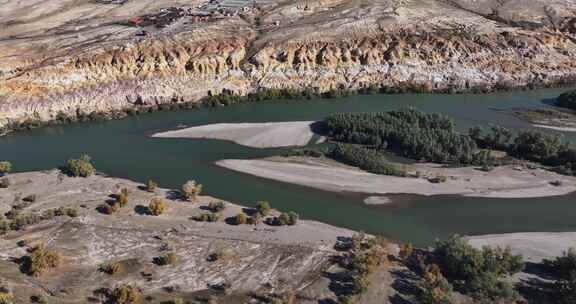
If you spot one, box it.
[1,88,576,246]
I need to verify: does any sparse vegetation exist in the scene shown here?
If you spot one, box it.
[64,154,95,177]
[182,180,202,201]
[148,198,166,216]
[0,207,78,234]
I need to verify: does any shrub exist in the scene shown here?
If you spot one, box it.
[100,262,121,275]
[255,201,271,216]
[550,180,563,187]
[182,180,202,201]
[22,194,36,203]
[544,247,576,280]
[0,178,10,188]
[148,198,166,216]
[207,201,225,213]
[31,295,49,304]
[100,203,118,215]
[234,213,247,225]
[155,252,176,266]
[557,90,576,110]
[65,154,95,177]
[109,284,140,304]
[117,192,128,207]
[0,291,12,304]
[399,243,413,261]
[146,180,157,192]
[207,249,230,262]
[0,161,11,175]
[193,212,220,222]
[166,298,184,304]
[27,243,61,276]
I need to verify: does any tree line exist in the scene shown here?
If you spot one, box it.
[321,108,576,176]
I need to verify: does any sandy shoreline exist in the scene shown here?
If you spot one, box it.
[216,157,576,198]
[468,232,576,262]
[151,121,319,148]
[534,124,576,132]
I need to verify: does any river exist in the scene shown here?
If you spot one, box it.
[2,88,575,246]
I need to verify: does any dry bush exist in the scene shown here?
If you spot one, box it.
[148,198,166,216]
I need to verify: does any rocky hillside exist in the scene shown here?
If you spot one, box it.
[1,0,576,128]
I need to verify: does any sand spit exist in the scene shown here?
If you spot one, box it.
[534,124,576,132]
[468,232,576,263]
[216,158,576,198]
[152,121,319,148]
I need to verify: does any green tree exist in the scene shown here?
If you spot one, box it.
[417,264,453,304]
[557,90,576,110]
[255,201,271,216]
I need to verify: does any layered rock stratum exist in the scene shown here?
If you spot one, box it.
[1,0,576,128]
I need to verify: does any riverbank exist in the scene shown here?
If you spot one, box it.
[0,169,358,303]
[152,121,319,148]
[216,157,576,198]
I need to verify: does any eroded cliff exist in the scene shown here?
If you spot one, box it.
[1,0,576,129]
